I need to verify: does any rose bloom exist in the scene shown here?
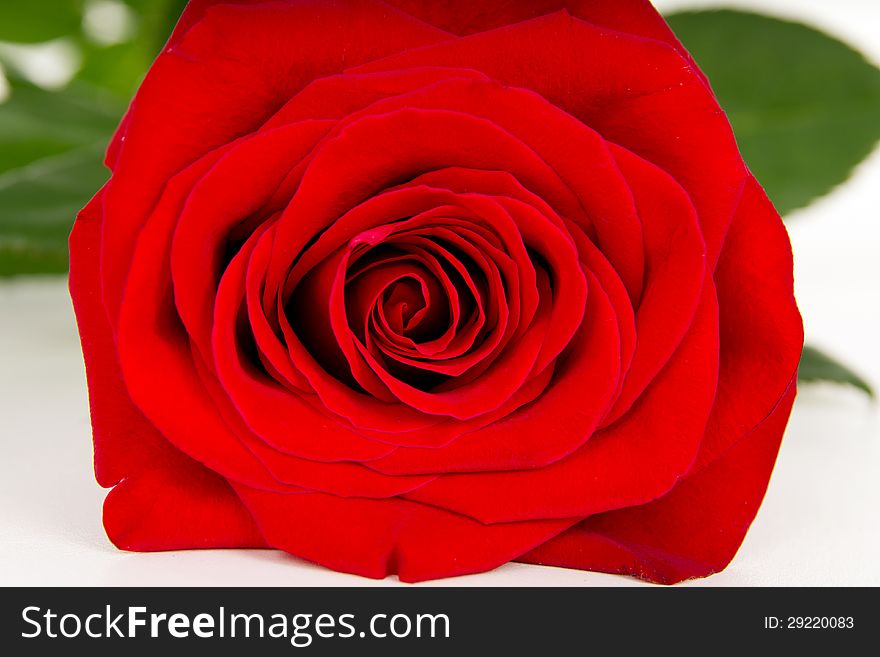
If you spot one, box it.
[70,0,803,583]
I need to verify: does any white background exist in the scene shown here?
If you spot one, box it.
[1,0,878,586]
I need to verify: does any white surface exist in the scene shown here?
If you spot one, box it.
[1,0,879,587]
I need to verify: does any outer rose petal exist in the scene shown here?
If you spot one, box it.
[385,0,702,76]
[233,484,576,582]
[69,194,171,488]
[514,178,801,578]
[70,194,266,550]
[105,453,267,551]
[520,384,796,584]
[696,177,804,469]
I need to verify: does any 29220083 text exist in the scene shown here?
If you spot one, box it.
[764,617,854,629]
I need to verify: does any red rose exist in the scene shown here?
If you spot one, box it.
[69,0,803,583]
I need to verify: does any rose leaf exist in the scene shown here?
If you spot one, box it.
[667,9,880,216]
[798,344,874,397]
[0,1,82,44]
[0,80,120,276]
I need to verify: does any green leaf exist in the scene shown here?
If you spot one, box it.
[0,79,121,174]
[0,0,187,277]
[667,10,880,215]
[0,142,110,275]
[122,0,188,54]
[0,1,83,44]
[0,81,120,276]
[76,0,188,99]
[798,345,874,397]
[75,35,153,99]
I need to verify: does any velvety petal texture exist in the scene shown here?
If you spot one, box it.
[70,0,802,583]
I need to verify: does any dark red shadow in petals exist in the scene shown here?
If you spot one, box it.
[331,235,488,398]
[491,197,587,374]
[520,383,796,584]
[381,226,511,373]
[345,245,490,379]
[283,185,538,350]
[348,268,552,420]
[294,247,391,399]
[232,484,578,582]
[116,158,291,491]
[367,265,619,475]
[375,269,444,341]
[349,260,447,348]
[293,178,584,420]
[277,176,585,422]
[403,284,718,522]
[246,226,314,393]
[211,224,395,464]
[358,253,467,363]
[100,0,449,324]
[278,261,563,449]
[367,252,483,363]
[170,121,333,370]
[278,286,450,437]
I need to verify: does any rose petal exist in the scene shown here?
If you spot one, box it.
[695,177,803,469]
[385,0,702,81]
[69,194,181,488]
[233,484,577,582]
[403,284,718,521]
[116,158,293,490]
[520,383,796,584]
[100,0,448,323]
[103,449,267,552]
[171,121,332,368]
[367,265,620,474]
[601,144,707,424]
[211,223,396,463]
[355,11,744,264]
